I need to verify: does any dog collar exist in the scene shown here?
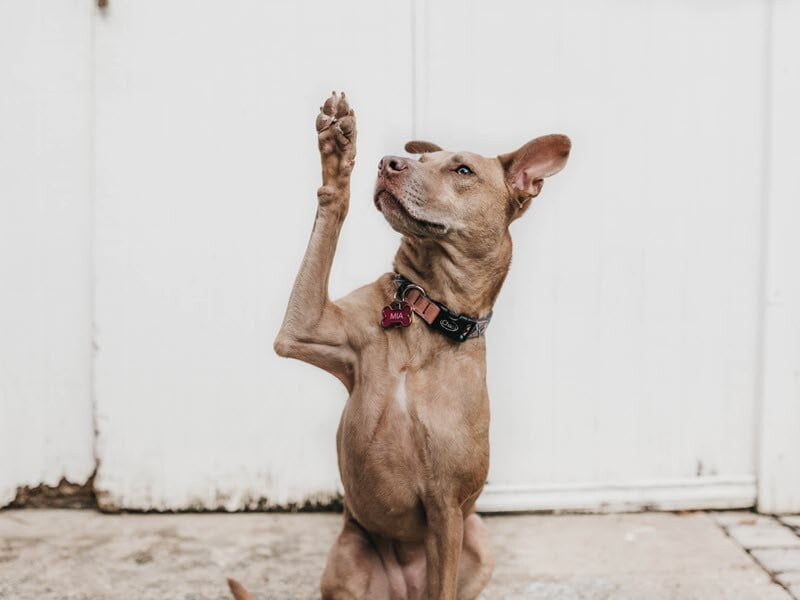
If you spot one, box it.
[380,274,492,342]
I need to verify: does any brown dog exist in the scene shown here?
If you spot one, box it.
[231,92,569,600]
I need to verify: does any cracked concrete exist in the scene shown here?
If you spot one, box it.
[0,510,794,599]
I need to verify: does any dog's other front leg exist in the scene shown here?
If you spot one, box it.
[424,503,463,600]
[274,92,357,389]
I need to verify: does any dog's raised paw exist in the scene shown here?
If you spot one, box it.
[316,91,356,178]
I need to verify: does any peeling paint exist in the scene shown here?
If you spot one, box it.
[94,490,343,514]
[8,477,96,510]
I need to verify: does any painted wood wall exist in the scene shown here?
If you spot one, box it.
[2,0,798,513]
[0,0,96,505]
[758,0,800,514]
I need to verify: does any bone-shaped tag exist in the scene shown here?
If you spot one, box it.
[381,301,412,328]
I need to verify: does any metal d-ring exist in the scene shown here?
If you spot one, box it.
[400,284,426,302]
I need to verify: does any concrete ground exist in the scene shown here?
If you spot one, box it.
[0,510,797,599]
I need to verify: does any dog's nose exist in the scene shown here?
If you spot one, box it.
[378,156,408,176]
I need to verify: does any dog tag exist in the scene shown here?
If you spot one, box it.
[381,301,412,328]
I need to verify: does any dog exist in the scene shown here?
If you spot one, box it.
[230,92,569,600]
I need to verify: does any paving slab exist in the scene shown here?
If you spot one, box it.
[776,572,800,587]
[727,523,800,549]
[0,510,791,600]
[781,516,800,530]
[751,548,800,575]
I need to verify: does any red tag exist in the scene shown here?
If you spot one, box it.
[381,301,412,328]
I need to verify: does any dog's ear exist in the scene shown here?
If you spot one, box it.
[405,140,443,154]
[499,134,570,217]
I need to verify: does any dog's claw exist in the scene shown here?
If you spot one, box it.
[335,95,350,118]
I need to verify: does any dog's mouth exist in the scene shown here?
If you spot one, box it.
[374,189,447,234]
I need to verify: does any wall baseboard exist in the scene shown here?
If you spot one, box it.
[477,475,756,513]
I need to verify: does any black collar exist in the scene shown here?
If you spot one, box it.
[392,274,492,342]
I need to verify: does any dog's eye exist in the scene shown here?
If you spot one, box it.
[456,165,473,175]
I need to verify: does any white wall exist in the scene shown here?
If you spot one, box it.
[418,0,767,510]
[0,0,96,505]
[758,0,800,514]
[91,0,769,512]
[93,0,413,509]
[2,0,798,513]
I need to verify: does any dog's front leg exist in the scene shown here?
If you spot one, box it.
[274,92,357,389]
[424,504,463,600]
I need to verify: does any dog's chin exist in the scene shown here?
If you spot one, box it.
[374,190,447,236]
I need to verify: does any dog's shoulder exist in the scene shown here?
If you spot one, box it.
[333,273,394,346]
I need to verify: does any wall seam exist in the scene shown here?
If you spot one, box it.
[89,0,101,499]
[753,0,774,512]
[410,0,417,139]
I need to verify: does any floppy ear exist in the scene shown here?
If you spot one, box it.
[405,140,443,154]
[498,134,571,214]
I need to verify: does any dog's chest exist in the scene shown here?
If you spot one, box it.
[338,365,488,539]
[337,340,490,513]
[353,331,489,431]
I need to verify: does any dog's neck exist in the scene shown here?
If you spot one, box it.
[392,235,512,317]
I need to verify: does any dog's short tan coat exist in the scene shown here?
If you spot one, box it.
[230,92,569,600]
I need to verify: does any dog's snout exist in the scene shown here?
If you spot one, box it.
[388,158,407,172]
[379,155,408,176]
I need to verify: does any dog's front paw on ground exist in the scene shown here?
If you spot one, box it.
[316,91,356,181]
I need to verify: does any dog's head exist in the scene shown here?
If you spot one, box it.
[373,135,570,249]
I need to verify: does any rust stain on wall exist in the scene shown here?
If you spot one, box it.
[93,489,343,514]
[9,477,96,509]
